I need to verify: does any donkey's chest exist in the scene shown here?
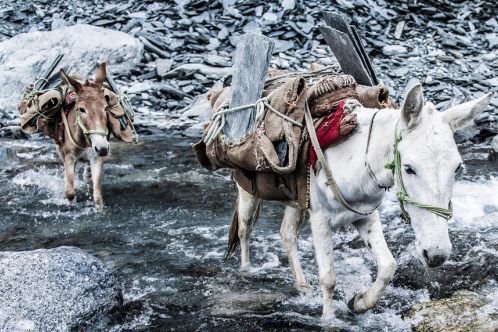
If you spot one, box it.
[74,149,99,163]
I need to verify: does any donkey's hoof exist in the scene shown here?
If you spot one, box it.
[95,204,104,213]
[239,263,251,270]
[294,283,310,293]
[65,194,76,203]
[347,293,367,314]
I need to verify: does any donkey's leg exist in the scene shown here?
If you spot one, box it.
[310,211,336,317]
[89,155,104,211]
[83,162,92,183]
[349,211,397,314]
[280,206,309,292]
[237,184,260,269]
[63,154,77,202]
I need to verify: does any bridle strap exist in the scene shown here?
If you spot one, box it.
[305,101,381,216]
[72,106,108,144]
[365,110,390,190]
[385,121,453,221]
[61,107,86,150]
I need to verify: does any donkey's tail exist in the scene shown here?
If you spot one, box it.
[224,197,262,262]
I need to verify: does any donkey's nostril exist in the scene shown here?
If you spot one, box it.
[98,148,108,157]
[95,146,99,153]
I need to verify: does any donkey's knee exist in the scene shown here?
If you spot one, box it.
[319,273,336,292]
[379,258,397,282]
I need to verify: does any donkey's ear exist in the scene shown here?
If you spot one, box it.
[60,68,81,93]
[401,83,424,130]
[442,93,492,132]
[94,62,106,87]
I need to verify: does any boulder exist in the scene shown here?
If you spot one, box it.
[406,291,498,332]
[0,24,143,117]
[0,246,122,331]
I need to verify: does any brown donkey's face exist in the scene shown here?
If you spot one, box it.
[60,63,110,156]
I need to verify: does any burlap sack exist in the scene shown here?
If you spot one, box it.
[307,75,359,117]
[19,89,63,134]
[233,138,311,209]
[192,77,307,175]
[357,85,399,110]
[104,88,133,143]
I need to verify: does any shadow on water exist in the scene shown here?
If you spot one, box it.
[1,137,498,331]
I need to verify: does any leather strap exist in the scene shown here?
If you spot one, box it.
[61,108,86,150]
[304,101,381,215]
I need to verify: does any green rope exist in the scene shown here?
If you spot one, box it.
[72,106,108,144]
[22,79,64,121]
[384,120,453,221]
[105,93,138,143]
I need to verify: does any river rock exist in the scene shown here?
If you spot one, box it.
[208,291,286,317]
[163,63,232,79]
[406,291,498,332]
[0,24,142,117]
[0,246,122,331]
[482,53,497,62]
[383,45,408,56]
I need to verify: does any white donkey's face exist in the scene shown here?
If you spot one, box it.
[398,84,491,268]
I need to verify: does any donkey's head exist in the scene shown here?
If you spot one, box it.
[398,83,491,268]
[60,62,110,156]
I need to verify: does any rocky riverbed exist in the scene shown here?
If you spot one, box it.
[0,136,496,331]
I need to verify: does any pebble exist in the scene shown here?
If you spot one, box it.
[383,45,407,56]
[482,53,497,62]
[436,55,455,62]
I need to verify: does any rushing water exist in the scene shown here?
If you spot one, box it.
[1,136,498,331]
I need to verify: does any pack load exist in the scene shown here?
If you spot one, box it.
[192,64,398,209]
[17,76,136,144]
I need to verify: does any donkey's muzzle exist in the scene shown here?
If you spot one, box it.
[95,146,108,157]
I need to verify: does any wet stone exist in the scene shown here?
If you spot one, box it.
[406,291,498,332]
[208,292,286,317]
[0,247,122,331]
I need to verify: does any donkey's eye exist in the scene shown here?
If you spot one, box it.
[455,164,462,173]
[79,107,86,114]
[404,166,416,175]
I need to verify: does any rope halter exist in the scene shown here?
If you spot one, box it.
[72,105,109,145]
[384,120,453,221]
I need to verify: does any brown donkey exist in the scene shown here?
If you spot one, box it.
[56,62,110,211]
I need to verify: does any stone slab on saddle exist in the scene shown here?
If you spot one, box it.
[223,33,275,141]
[321,11,375,86]
[320,25,373,87]
[0,246,122,331]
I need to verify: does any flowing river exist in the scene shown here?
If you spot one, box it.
[1,136,497,331]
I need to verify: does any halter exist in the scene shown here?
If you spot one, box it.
[72,105,108,145]
[384,120,453,221]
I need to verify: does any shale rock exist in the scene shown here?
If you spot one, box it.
[406,291,498,332]
[0,24,142,117]
[0,246,123,331]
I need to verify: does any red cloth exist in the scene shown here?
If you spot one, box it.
[310,101,347,175]
[57,92,76,146]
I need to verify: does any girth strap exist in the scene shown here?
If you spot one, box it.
[304,101,381,215]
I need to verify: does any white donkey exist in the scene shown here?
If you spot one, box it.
[232,84,491,316]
